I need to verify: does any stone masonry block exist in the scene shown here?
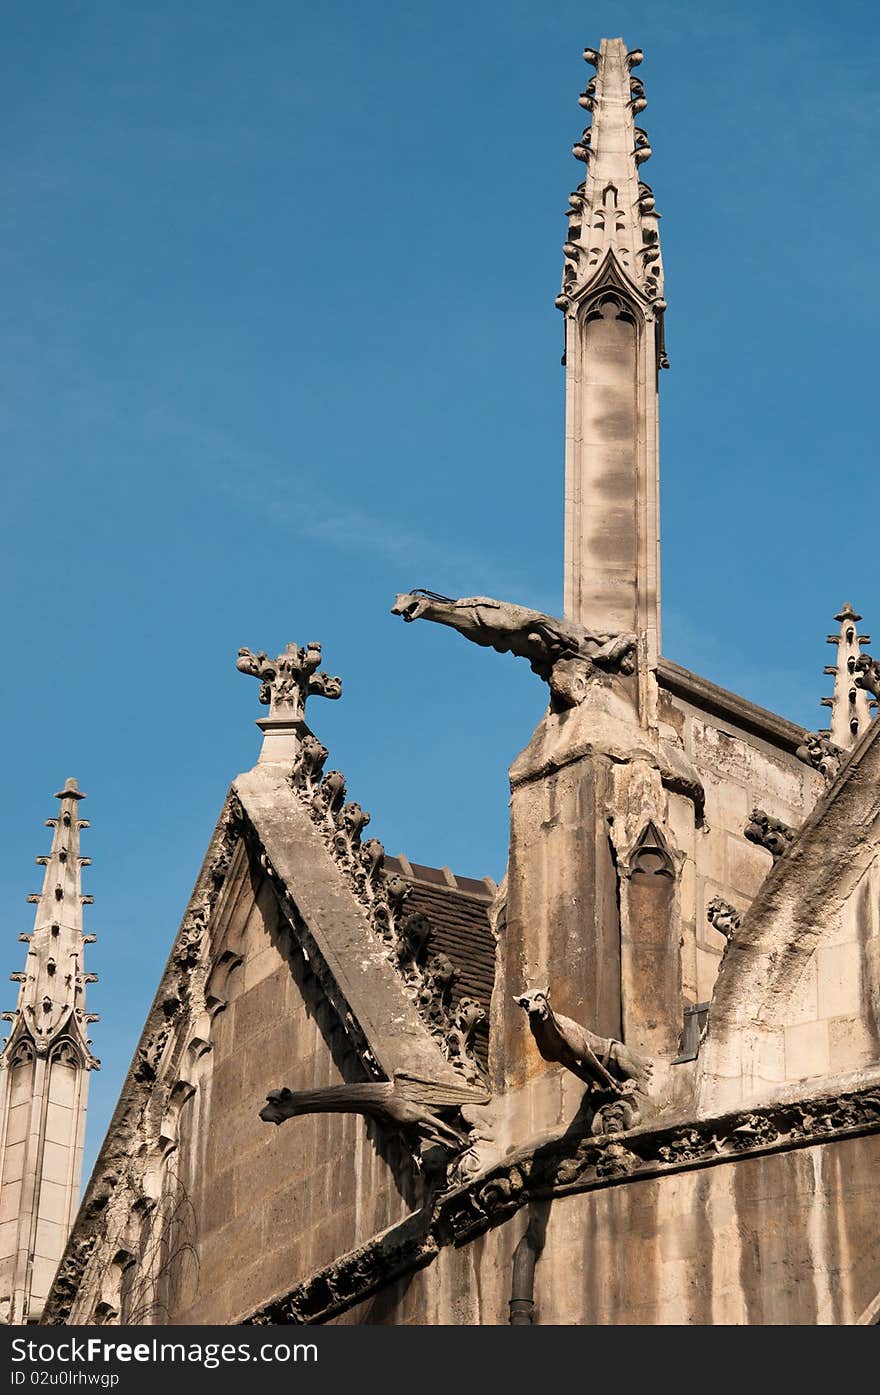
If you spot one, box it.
[816,941,863,1021]
[726,834,772,898]
[784,957,819,1026]
[784,1020,830,1080]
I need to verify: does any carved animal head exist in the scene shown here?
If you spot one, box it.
[260,1088,297,1125]
[391,589,454,623]
[513,987,552,1021]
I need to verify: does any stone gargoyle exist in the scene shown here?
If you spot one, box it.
[515,987,652,1133]
[391,591,637,710]
[259,1071,490,1152]
[854,654,880,700]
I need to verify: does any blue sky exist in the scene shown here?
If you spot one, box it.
[1,1,879,1180]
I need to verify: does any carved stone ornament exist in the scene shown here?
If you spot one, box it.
[706,896,742,944]
[236,642,342,722]
[795,731,844,784]
[744,807,796,861]
[391,591,636,710]
[239,1082,880,1327]
[133,796,243,1085]
[286,740,487,1083]
[260,1071,490,1153]
[556,39,666,325]
[514,987,652,1132]
[854,653,880,700]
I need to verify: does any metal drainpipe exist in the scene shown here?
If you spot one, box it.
[508,1204,549,1324]
[509,1231,538,1324]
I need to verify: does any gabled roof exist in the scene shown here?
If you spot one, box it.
[384,857,496,1068]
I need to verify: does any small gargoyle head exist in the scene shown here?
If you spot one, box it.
[391,592,431,623]
[513,987,552,1021]
[260,1089,297,1126]
[391,589,456,623]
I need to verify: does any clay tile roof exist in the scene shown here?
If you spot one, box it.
[384,856,497,1068]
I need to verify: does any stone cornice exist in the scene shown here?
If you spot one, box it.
[657,657,808,754]
[241,1078,880,1325]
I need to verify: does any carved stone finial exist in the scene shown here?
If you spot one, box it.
[237,642,342,721]
[55,778,85,802]
[238,642,342,763]
[558,38,664,313]
[744,808,796,861]
[514,987,652,1133]
[391,591,636,711]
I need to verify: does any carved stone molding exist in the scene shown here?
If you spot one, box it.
[285,751,487,1084]
[243,1213,438,1326]
[133,797,244,1087]
[240,1081,880,1326]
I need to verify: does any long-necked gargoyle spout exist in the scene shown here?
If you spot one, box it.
[259,1072,490,1152]
[391,590,636,710]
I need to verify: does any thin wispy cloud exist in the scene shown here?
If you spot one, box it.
[140,405,555,607]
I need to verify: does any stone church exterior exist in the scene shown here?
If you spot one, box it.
[3,37,880,1326]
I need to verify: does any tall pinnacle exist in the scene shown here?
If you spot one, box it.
[558,39,666,690]
[0,778,99,1323]
[821,604,874,750]
[557,39,666,318]
[8,778,99,1059]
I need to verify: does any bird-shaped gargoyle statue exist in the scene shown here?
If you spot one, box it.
[259,1071,490,1153]
[515,987,652,1134]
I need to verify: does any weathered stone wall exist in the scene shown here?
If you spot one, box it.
[698,722,880,1110]
[334,1132,880,1324]
[784,854,880,1079]
[660,685,823,1014]
[168,856,417,1324]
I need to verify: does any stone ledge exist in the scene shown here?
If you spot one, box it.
[657,658,807,753]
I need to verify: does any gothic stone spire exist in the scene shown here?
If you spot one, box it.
[0,778,98,1323]
[558,39,667,682]
[821,603,874,750]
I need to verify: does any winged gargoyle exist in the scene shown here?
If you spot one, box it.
[391,591,637,709]
[259,1071,491,1151]
[515,987,652,1131]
